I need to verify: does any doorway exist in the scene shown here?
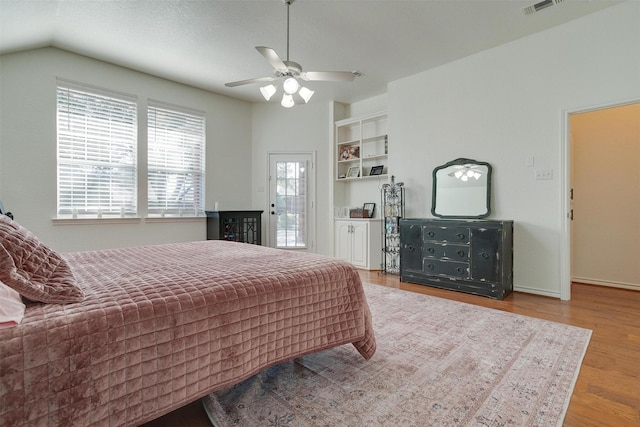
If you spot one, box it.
[267,152,315,251]
[562,101,640,299]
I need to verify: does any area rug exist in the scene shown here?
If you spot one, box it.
[202,283,591,427]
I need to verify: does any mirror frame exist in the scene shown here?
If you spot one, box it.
[431,158,492,219]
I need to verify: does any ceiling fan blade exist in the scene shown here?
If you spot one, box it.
[300,71,356,82]
[256,46,288,72]
[225,76,277,88]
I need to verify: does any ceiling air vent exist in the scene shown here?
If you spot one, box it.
[522,0,564,15]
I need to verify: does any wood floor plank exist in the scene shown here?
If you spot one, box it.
[145,271,640,427]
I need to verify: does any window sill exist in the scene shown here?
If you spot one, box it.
[144,216,205,223]
[53,217,143,226]
[53,216,206,225]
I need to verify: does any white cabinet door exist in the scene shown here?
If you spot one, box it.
[335,220,352,263]
[350,221,369,268]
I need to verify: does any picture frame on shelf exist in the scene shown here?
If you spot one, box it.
[370,165,384,176]
[363,203,375,218]
[346,166,360,178]
[339,146,360,161]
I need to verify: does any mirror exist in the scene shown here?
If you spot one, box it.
[431,158,492,219]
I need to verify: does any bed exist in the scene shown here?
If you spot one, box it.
[0,216,376,426]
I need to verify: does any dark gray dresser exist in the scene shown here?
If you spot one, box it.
[400,219,513,299]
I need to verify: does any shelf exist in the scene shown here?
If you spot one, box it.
[362,154,387,161]
[337,139,360,146]
[335,111,388,182]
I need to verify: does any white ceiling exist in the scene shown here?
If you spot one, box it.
[0,0,623,104]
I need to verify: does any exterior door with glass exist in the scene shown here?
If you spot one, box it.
[268,152,315,251]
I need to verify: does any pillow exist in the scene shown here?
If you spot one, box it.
[0,215,83,304]
[0,279,26,328]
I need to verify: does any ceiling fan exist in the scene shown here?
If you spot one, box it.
[225,0,359,107]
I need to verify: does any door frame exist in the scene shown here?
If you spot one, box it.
[266,151,316,251]
[560,97,640,300]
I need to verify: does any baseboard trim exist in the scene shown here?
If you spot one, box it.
[513,285,561,299]
[572,277,640,292]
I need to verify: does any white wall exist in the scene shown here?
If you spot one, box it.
[0,47,253,252]
[251,101,335,255]
[387,1,640,297]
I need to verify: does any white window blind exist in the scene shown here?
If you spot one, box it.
[57,81,137,217]
[147,103,205,216]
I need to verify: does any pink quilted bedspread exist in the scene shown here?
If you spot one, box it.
[0,241,376,426]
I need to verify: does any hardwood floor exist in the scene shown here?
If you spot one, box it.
[144,272,640,427]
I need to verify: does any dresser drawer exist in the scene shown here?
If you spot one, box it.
[423,226,470,243]
[423,243,469,261]
[423,259,470,279]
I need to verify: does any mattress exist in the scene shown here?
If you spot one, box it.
[0,240,376,426]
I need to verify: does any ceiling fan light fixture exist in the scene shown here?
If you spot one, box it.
[225,0,356,108]
[281,93,295,108]
[298,87,314,103]
[260,84,277,101]
[283,77,299,95]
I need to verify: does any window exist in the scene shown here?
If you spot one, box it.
[57,81,137,217]
[147,103,205,216]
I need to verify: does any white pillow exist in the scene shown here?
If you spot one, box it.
[0,279,26,328]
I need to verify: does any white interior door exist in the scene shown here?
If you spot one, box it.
[268,152,315,251]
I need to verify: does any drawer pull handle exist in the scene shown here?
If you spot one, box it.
[457,250,465,257]
[456,233,465,239]
[428,247,435,254]
[481,252,490,259]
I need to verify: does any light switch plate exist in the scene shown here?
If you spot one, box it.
[535,169,553,180]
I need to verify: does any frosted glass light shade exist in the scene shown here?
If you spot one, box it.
[283,77,299,95]
[260,84,277,101]
[281,93,295,108]
[298,87,314,103]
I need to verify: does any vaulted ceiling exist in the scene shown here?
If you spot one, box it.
[0,0,623,104]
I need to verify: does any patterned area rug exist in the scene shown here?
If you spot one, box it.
[202,283,591,426]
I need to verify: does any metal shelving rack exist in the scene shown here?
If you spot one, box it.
[381,175,405,274]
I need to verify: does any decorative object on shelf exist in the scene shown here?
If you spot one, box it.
[224,0,359,108]
[381,175,405,274]
[363,203,375,218]
[339,146,360,161]
[346,166,360,178]
[369,165,384,176]
[349,207,365,218]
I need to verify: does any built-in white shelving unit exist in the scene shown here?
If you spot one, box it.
[335,111,388,181]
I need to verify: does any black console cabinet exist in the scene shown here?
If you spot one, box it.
[205,210,263,245]
[400,219,513,299]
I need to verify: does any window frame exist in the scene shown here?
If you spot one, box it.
[56,79,138,218]
[146,101,206,217]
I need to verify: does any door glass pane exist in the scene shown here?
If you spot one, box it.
[275,161,306,248]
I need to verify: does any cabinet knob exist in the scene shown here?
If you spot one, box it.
[480,252,490,259]
[427,231,435,238]
[271,211,275,215]
[456,267,465,273]
[426,263,435,270]
[427,247,435,254]
[457,250,465,257]
[407,245,414,252]
[456,233,465,240]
